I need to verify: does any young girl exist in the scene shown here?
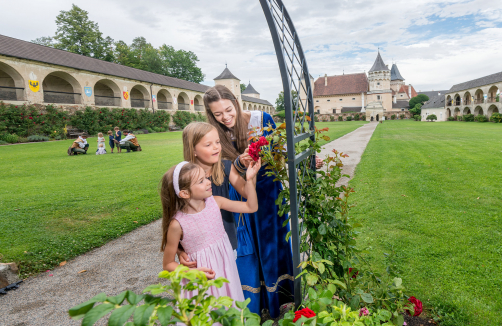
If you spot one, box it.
[114,126,122,153]
[108,130,115,153]
[160,159,261,301]
[96,132,106,155]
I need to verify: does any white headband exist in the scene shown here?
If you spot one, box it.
[173,161,189,197]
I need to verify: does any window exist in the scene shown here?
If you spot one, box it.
[377,82,380,85]
[332,109,336,114]
[400,95,403,97]
[317,110,320,114]
[377,95,381,100]
[339,99,342,101]
[327,99,330,102]
[316,100,319,102]
[352,98,355,100]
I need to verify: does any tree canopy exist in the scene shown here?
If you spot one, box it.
[275,90,298,112]
[31,5,204,83]
[409,94,429,111]
[240,83,246,93]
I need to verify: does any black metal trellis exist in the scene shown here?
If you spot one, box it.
[259,0,316,308]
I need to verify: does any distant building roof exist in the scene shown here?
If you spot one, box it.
[0,34,209,93]
[369,52,389,72]
[448,71,502,93]
[392,100,410,109]
[418,90,449,100]
[341,107,363,113]
[390,64,404,81]
[398,85,418,98]
[313,73,368,96]
[422,95,446,109]
[214,67,240,80]
[242,95,271,106]
[242,83,259,95]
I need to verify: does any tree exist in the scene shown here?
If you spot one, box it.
[409,103,422,116]
[52,5,112,60]
[409,94,429,111]
[158,45,204,83]
[240,83,246,93]
[426,114,437,121]
[32,36,55,47]
[275,90,298,112]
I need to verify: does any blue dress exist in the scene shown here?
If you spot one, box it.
[230,111,294,317]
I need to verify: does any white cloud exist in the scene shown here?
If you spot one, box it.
[0,0,501,103]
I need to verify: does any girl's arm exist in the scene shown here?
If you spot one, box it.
[228,164,257,199]
[162,220,215,279]
[214,159,261,213]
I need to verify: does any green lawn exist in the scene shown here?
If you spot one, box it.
[0,121,365,277]
[349,120,502,326]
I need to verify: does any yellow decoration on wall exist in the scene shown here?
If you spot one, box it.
[29,80,39,92]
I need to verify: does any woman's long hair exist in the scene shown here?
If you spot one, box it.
[159,163,200,252]
[182,122,224,186]
[203,85,248,161]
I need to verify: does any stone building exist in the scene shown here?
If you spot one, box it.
[420,72,501,121]
[0,34,274,114]
[310,51,417,121]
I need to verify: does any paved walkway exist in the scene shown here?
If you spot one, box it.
[0,122,378,325]
[319,122,379,187]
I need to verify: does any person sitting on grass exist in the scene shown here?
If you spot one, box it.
[119,130,142,152]
[68,132,89,155]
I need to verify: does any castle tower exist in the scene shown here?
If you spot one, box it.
[242,82,260,99]
[365,51,392,121]
[214,65,242,108]
[390,63,405,93]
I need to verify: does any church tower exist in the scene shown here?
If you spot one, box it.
[214,65,242,108]
[365,51,392,120]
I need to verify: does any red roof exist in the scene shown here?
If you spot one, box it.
[314,73,368,96]
[398,85,417,98]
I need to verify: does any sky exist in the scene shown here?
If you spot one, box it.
[1,0,501,104]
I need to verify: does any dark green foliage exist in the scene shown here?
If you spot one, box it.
[489,112,501,123]
[463,114,475,122]
[409,103,423,116]
[448,116,455,121]
[474,114,488,122]
[457,115,463,121]
[426,114,437,121]
[414,115,421,121]
[391,114,396,120]
[338,115,343,121]
[172,111,205,129]
[330,115,335,121]
[399,114,405,119]
[275,90,298,112]
[0,133,19,143]
[27,135,50,142]
[354,113,360,121]
[409,94,429,110]
[346,116,352,121]
[240,83,246,92]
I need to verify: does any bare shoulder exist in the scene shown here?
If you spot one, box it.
[169,219,182,234]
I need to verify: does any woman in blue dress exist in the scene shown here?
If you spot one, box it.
[203,85,294,317]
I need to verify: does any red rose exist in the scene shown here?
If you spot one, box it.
[40,113,43,116]
[248,136,269,162]
[293,308,316,322]
[15,106,18,108]
[348,268,359,279]
[99,111,102,113]
[406,296,423,317]
[29,116,33,120]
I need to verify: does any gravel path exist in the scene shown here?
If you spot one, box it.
[319,122,378,186]
[0,220,166,325]
[0,122,378,325]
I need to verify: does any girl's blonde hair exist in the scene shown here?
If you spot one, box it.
[182,122,224,186]
[98,132,103,137]
[203,85,248,161]
[159,162,201,252]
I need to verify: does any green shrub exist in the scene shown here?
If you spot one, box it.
[135,130,144,134]
[354,113,360,121]
[457,115,463,121]
[399,114,405,119]
[447,116,455,121]
[489,112,502,123]
[18,137,29,143]
[463,114,474,122]
[474,114,488,122]
[391,114,396,120]
[172,111,193,129]
[426,114,437,121]
[27,135,50,142]
[330,115,335,121]
[0,140,7,145]
[414,115,421,121]
[337,115,343,121]
[346,116,352,121]
[1,133,19,143]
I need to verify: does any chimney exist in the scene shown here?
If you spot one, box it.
[393,96,396,104]
[408,85,412,98]
[324,74,327,86]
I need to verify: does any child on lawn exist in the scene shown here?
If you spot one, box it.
[96,132,106,155]
[114,126,122,153]
[108,130,115,153]
[160,159,261,301]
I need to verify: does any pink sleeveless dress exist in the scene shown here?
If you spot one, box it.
[174,196,244,301]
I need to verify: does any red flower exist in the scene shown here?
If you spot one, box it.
[293,308,316,322]
[40,113,43,116]
[348,268,359,279]
[15,106,18,108]
[29,116,33,120]
[99,111,102,113]
[406,296,423,317]
[248,136,269,162]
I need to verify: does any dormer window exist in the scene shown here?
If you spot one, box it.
[327,99,330,102]
[377,82,380,85]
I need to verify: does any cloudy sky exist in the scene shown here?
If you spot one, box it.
[1,0,501,103]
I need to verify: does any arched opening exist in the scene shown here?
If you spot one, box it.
[487,105,499,116]
[0,61,25,101]
[454,107,460,116]
[376,114,379,121]
[157,89,173,110]
[94,79,121,106]
[464,92,472,105]
[474,106,484,116]
[462,107,470,115]
[194,95,203,111]
[488,86,499,103]
[130,85,150,108]
[446,108,451,118]
[454,94,461,106]
[177,92,190,110]
[474,89,484,104]
[370,116,374,121]
[253,104,257,111]
[446,95,452,106]
[42,71,82,104]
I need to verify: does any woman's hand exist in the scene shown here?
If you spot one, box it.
[178,250,197,268]
[315,156,324,169]
[239,148,254,168]
[198,267,216,280]
[246,158,262,180]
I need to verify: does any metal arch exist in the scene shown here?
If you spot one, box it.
[259,0,316,308]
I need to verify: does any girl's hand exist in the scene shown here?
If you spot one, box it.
[239,148,254,168]
[246,158,261,180]
[198,267,216,280]
[315,156,324,169]
[178,250,197,268]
